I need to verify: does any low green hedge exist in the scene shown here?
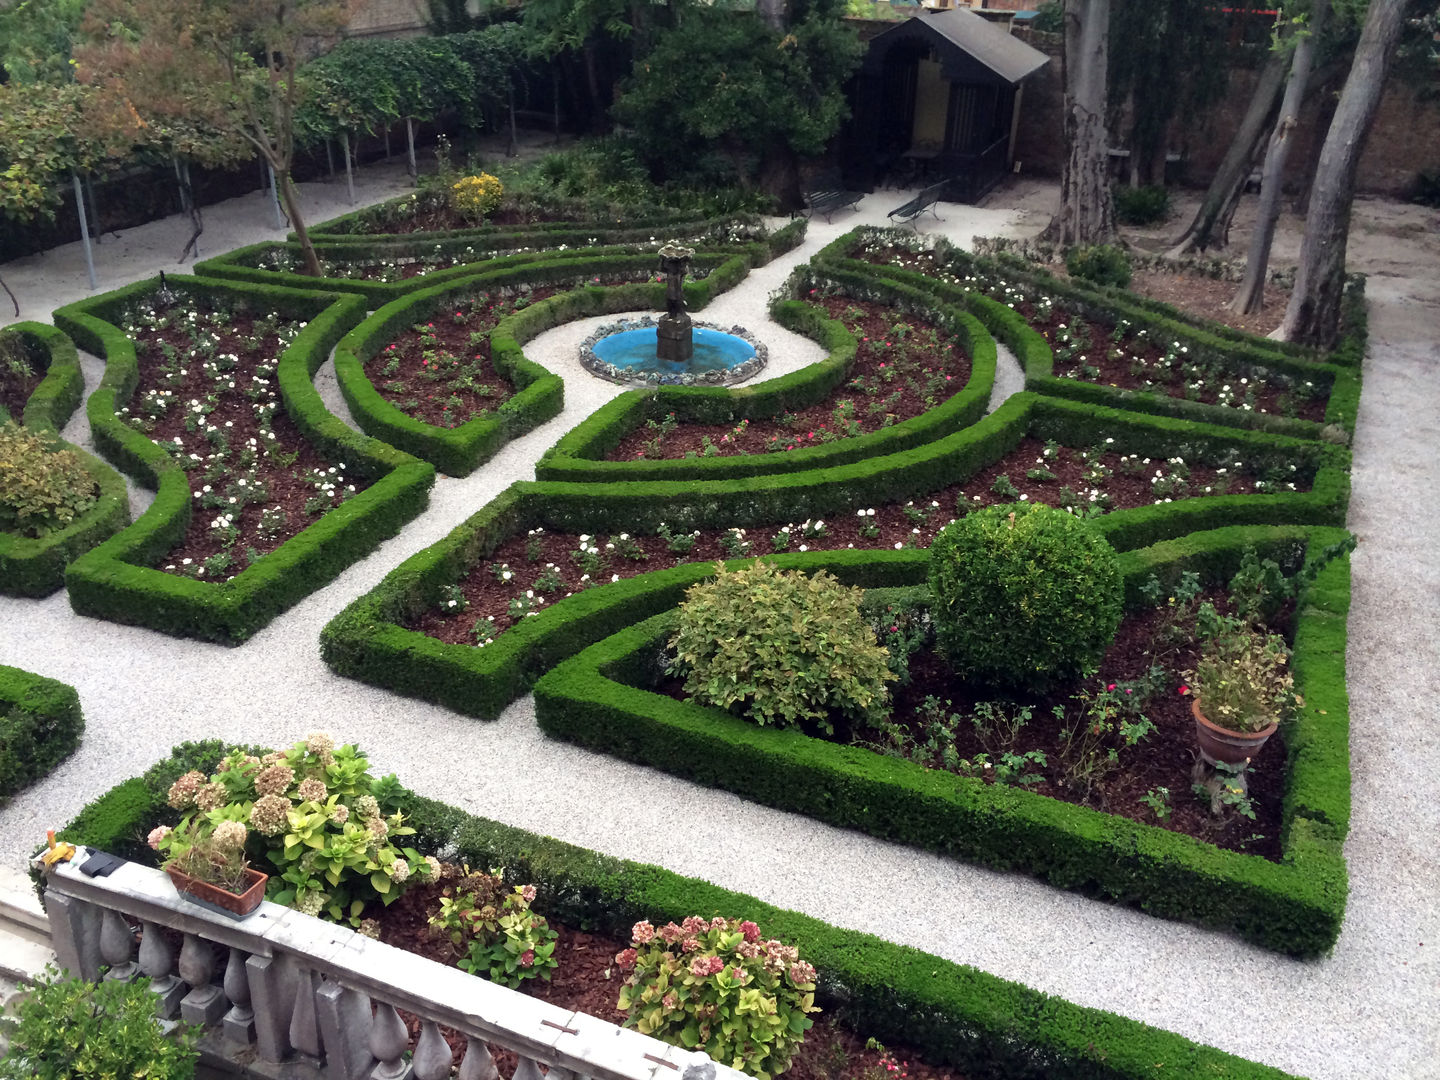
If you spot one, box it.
[306,198,705,237]
[52,274,435,643]
[0,323,131,597]
[531,526,1351,957]
[48,742,1309,1079]
[537,282,997,484]
[0,664,84,803]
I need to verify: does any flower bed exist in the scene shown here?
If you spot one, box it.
[53,274,434,643]
[47,741,1313,1079]
[0,663,84,801]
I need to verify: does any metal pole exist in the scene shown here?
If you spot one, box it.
[342,132,356,206]
[406,118,417,183]
[384,126,391,161]
[267,164,285,230]
[72,172,97,291]
[83,174,101,244]
[173,155,190,213]
[325,139,335,178]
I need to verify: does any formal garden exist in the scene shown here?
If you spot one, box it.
[3,0,1439,1079]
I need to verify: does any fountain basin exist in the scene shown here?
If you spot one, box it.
[580,318,767,386]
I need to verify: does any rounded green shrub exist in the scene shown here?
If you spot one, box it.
[668,559,893,733]
[0,423,98,538]
[928,503,1122,691]
[1065,243,1133,289]
[1113,185,1171,226]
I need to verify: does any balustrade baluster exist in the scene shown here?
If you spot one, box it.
[42,890,102,982]
[289,967,324,1067]
[412,1020,451,1080]
[99,909,138,982]
[138,921,186,1018]
[177,933,227,1025]
[222,946,255,1045]
[457,1038,498,1080]
[513,1055,546,1080]
[317,980,379,1080]
[369,1001,412,1080]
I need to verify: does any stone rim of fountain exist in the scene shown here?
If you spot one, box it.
[579,317,769,387]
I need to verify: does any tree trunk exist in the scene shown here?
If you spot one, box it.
[1166,47,1288,257]
[276,170,323,277]
[1232,0,1329,315]
[1281,0,1409,346]
[1042,0,1116,247]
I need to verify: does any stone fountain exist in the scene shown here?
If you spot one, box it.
[655,242,695,363]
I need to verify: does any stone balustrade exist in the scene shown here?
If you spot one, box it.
[36,848,741,1080]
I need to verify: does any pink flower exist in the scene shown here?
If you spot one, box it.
[631,920,656,945]
[739,921,761,943]
[1107,683,1116,691]
[659,922,685,944]
[1179,685,1190,695]
[520,884,536,903]
[710,916,727,931]
[682,937,700,953]
[146,825,171,850]
[681,915,707,935]
[788,961,816,985]
[616,948,638,970]
[689,955,712,977]
[708,956,726,975]
[520,950,535,967]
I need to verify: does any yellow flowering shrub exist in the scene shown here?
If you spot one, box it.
[450,173,504,224]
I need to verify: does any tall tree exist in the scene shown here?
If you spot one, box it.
[1043,0,1115,247]
[1280,0,1413,345]
[76,0,352,277]
[1231,0,1331,314]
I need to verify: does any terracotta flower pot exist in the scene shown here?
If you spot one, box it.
[166,866,268,919]
[1191,698,1277,766]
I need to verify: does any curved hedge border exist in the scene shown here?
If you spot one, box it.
[530,526,1351,957]
[52,274,435,643]
[0,664,84,803]
[807,237,1363,440]
[536,278,998,484]
[331,249,756,476]
[0,323,130,597]
[48,741,1308,1080]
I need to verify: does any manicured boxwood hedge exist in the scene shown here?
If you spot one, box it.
[47,741,1308,1080]
[51,274,435,643]
[536,277,998,484]
[530,526,1351,957]
[331,248,757,475]
[0,664,84,802]
[0,322,131,597]
[805,238,1363,440]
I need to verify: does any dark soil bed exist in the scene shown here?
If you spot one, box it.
[1128,269,1292,338]
[605,296,970,461]
[0,335,41,420]
[857,248,1328,422]
[374,871,972,1080]
[121,298,372,580]
[408,435,1301,644]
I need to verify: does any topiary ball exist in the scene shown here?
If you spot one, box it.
[928,503,1122,692]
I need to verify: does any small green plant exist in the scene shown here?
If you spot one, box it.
[990,473,1020,498]
[0,423,98,538]
[1195,761,1257,819]
[439,584,469,614]
[1055,679,1157,799]
[427,869,558,988]
[1140,786,1172,821]
[1113,185,1171,225]
[658,521,698,554]
[1066,244,1133,289]
[717,527,751,558]
[669,560,894,734]
[0,967,201,1080]
[615,916,818,1080]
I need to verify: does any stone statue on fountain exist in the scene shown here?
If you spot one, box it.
[656,242,695,363]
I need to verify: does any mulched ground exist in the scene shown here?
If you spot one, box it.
[366,278,648,428]
[374,871,972,1080]
[606,296,971,461]
[1129,269,1292,338]
[124,301,372,579]
[407,435,1299,645]
[0,340,41,420]
[857,247,1328,423]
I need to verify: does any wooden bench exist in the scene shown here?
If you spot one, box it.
[887,180,948,229]
[799,176,863,223]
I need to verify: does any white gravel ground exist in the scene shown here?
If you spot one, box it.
[1,161,1437,1080]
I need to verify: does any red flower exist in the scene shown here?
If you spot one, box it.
[1107,683,1115,691]
[1179,685,1190,695]
[520,949,535,967]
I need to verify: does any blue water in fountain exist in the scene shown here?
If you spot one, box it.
[592,326,756,380]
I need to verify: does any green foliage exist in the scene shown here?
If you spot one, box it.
[428,871,559,988]
[1187,609,1297,733]
[668,559,893,734]
[0,968,199,1080]
[0,422,98,538]
[0,665,84,802]
[1065,244,1133,289]
[1112,185,1172,225]
[0,81,125,224]
[928,503,1123,692]
[617,916,818,1080]
[1032,0,1064,33]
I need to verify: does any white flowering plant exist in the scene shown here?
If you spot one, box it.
[615,916,818,1080]
[159,734,438,924]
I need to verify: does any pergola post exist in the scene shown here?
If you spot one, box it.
[71,172,97,291]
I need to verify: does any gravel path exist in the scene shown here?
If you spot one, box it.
[1,164,1436,1080]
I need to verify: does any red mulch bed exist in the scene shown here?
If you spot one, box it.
[605,296,971,461]
[408,435,1297,646]
[124,299,372,579]
[857,248,1328,422]
[374,872,971,1080]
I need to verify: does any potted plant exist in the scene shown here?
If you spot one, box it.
[149,817,267,919]
[1184,623,1300,766]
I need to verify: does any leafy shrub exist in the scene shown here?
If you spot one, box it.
[668,560,894,734]
[427,869,558,988]
[0,967,199,1080]
[1113,185,1171,226]
[1032,0,1064,33]
[0,423,98,538]
[450,173,504,224]
[615,916,818,1080]
[156,734,440,924]
[1065,243,1133,289]
[1186,607,1297,733]
[928,503,1123,692]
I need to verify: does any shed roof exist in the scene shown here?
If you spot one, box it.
[871,8,1049,84]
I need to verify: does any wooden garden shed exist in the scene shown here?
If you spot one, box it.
[843,8,1049,202]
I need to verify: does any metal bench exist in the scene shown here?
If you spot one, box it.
[800,178,863,223]
[887,180,948,230]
